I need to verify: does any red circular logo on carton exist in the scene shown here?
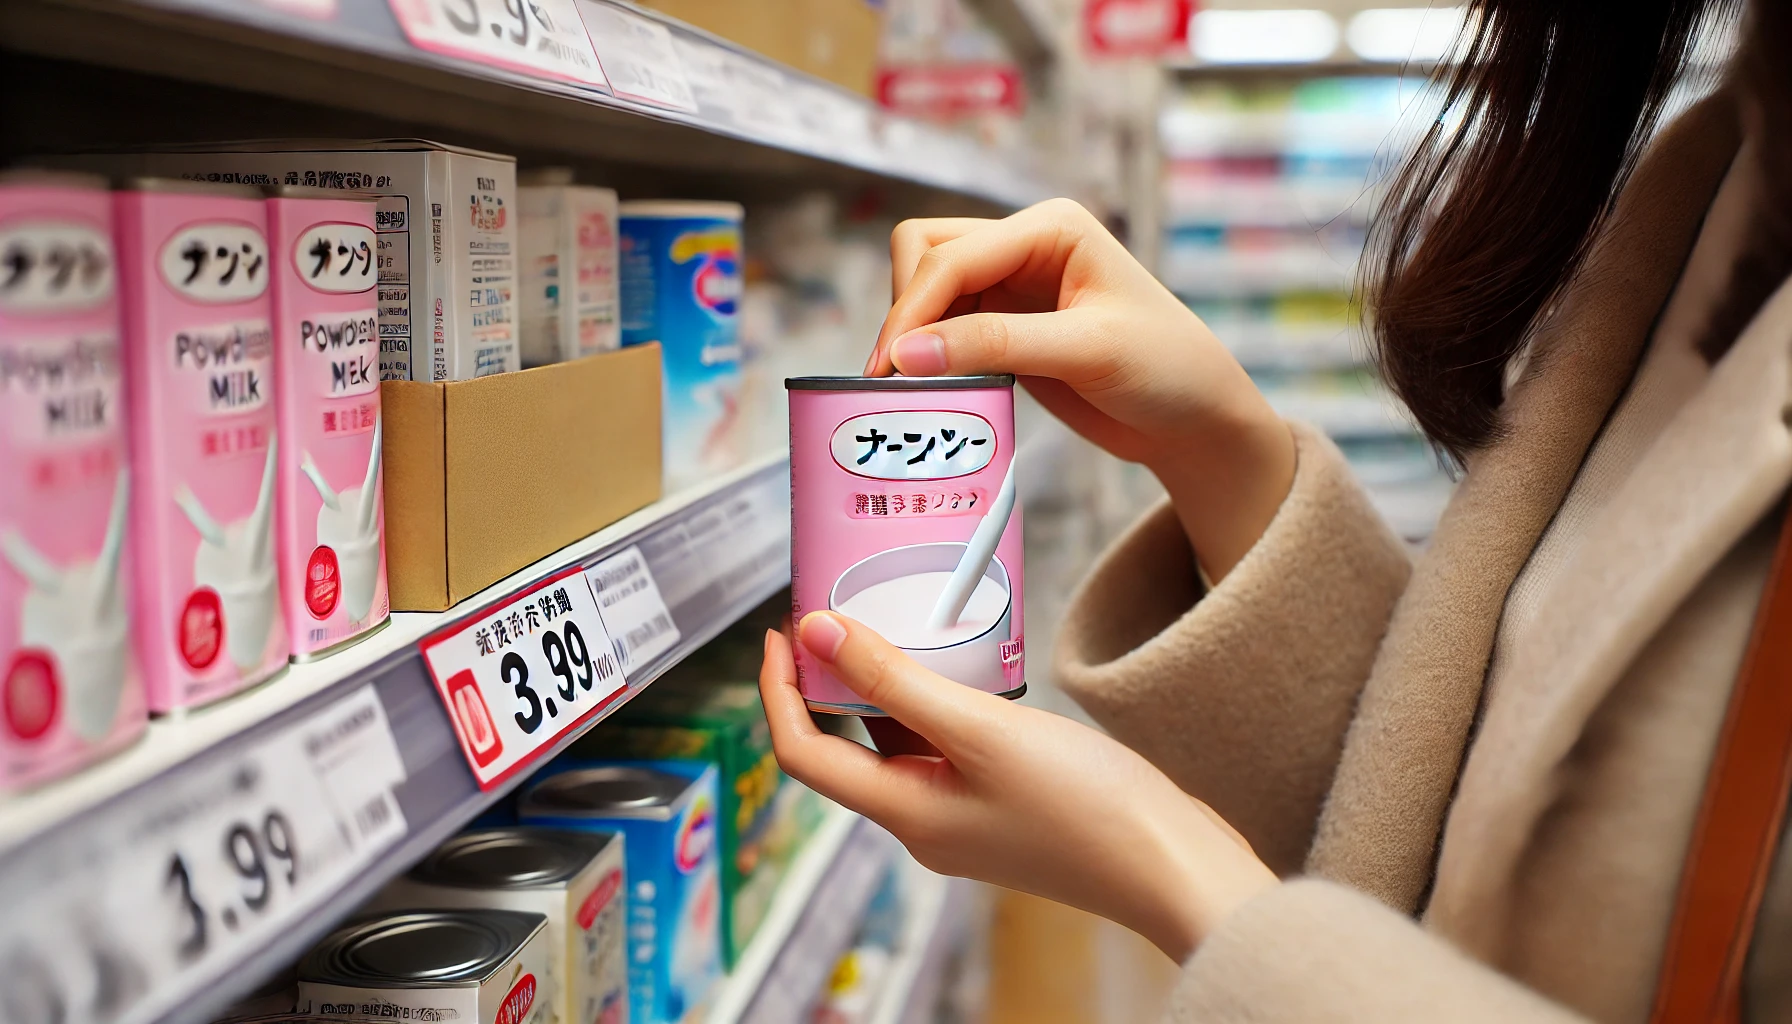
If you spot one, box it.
[496,973,536,1024]
[3,650,59,741]
[179,588,224,669]
[306,545,341,619]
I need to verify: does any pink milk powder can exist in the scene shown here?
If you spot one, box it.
[0,171,148,787]
[266,188,390,660]
[786,375,1024,714]
[116,179,288,712]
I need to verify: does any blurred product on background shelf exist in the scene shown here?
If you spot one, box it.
[116,179,290,711]
[1160,75,1453,539]
[570,678,824,966]
[621,201,745,490]
[738,193,893,455]
[812,860,905,1023]
[522,762,724,1024]
[0,171,147,789]
[876,0,1029,152]
[635,0,885,97]
[375,828,629,1024]
[68,140,521,383]
[296,909,553,1024]
[519,170,621,368]
[266,187,391,661]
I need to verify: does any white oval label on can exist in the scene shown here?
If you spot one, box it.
[0,220,115,314]
[830,410,996,480]
[291,222,377,294]
[158,222,269,303]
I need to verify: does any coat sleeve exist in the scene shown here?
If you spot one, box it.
[1166,880,1589,1023]
[1053,422,1413,873]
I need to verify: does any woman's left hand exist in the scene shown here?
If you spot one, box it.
[759,611,1279,962]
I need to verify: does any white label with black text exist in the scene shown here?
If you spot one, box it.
[585,545,680,676]
[0,687,406,1024]
[578,0,699,111]
[387,0,610,89]
[420,566,626,789]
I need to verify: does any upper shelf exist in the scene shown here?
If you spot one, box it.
[962,0,1058,70]
[0,455,794,1024]
[0,0,1053,210]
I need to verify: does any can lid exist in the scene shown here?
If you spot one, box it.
[618,200,744,221]
[519,766,691,821]
[786,374,1015,391]
[299,910,546,987]
[121,177,265,200]
[263,184,379,202]
[407,828,615,889]
[0,169,109,191]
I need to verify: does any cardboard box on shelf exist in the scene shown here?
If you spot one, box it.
[381,344,662,611]
[638,0,882,97]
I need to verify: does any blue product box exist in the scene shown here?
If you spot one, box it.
[521,759,723,1024]
[617,201,743,488]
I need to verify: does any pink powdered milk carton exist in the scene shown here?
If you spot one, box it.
[116,180,288,711]
[0,171,147,787]
[266,188,390,659]
[786,375,1024,714]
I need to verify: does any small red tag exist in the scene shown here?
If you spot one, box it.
[578,869,623,930]
[179,588,224,670]
[306,545,341,619]
[3,650,59,741]
[496,973,536,1024]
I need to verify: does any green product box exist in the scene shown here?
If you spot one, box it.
[569,680,822,965]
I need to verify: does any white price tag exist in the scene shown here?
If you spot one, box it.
[579,0,699,112]
[0,687,406,1024]
[387,0,610,89]
[585,545,681,676]
[422,566,627,790]
[253,0,338,17]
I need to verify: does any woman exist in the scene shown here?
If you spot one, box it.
[757,0,1792,1019]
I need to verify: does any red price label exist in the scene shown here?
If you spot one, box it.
[875,63,1025,118]
[421,565,627,789]
[1083,0,1194,58]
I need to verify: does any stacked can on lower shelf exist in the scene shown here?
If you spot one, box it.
[297,909,553,1024]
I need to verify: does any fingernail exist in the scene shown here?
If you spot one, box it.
[763,629,774,657]
[891,332,948,376]
[799,612,848,662]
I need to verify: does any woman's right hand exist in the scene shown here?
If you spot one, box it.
[867,198,1294,579]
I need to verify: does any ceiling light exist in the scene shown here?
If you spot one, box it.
[1191,9,1340,64]
[1345,7,1466,63]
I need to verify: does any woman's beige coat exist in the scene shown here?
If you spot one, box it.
[1055,91,1792,1022]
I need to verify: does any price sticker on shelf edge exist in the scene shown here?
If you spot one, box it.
[578,0,699,112]
[387,0,610,90]
[586,545,681,676]
[0,687,406,1024]
[422,565,627,789]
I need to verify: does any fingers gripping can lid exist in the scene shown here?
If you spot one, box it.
[787,375,1026,714]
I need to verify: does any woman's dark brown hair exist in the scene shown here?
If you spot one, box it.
[1365,0,1732,460]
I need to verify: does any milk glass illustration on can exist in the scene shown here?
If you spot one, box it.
[786,375,1024,714]
[266,188,390,661]
[116,180,288,711]
[0,171,147,787]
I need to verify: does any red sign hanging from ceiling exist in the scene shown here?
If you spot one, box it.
[1083,0,1194,58]
[875,63,1026,118]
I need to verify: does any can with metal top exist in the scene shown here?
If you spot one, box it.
[296,908,552,1024]
[521,763,721,1024]
[785,375,1025,714]
[264,185,390,661]
[374,828,627,1024]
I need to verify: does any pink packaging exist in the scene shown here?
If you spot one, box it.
[786,375,1024,714]
[116,180,288,711]
[267,188,390,660]
[0,172,148,786]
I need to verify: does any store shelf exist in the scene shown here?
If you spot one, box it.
[704,805,901,1024]
[0,453,793,1024]
[869,869,969,1024]
[0,0,1051,210]
[962,0,1057,69]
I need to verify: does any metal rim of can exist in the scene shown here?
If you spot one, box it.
[300,909,544,987]
[785,374,1015,391]
[408,828,610,889]
[519,766,692,820]
[617,199,743,220]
